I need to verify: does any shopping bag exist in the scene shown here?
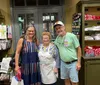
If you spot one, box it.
[11,76,24,85]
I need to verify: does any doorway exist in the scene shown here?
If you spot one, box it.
[11,5,64,85]
[12,7,63,48]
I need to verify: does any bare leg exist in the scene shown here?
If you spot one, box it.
[65,79,71,85]
[71,82,78,85]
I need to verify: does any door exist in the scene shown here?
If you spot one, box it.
[12,7,64,85]
[38,7,62,42]
[12,8,38,49]
[12,7,62,49]
[38,8,64,85]
[85,60,100,85]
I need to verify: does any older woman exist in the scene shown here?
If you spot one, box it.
[38,32,60,85]
[15,24,41,85]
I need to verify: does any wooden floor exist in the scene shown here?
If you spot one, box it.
[56,78,64,85]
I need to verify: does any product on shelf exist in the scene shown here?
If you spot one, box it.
[94,34,100,40]
[84,46,94,57]
[85,36,94,40]
[85,26,100,31]
[85,14,100,20]
[72,13,81,38]
[84,46,100,57]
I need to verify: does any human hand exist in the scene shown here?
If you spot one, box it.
[76,62,81,71]
[53,68,58,74]
[15,66,20,73]
[16,68,21,81]
[54,68,58,78]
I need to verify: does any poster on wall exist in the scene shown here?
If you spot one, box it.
[0,25,7,39]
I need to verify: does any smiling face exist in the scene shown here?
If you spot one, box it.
[42,35,50,45]
[42,32,51,46]
[55,25,65,36]
[26,26,35,38]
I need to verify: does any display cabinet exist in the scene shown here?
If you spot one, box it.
[77,1,100,55]
[79,57,100,85]
[77,1,100,85]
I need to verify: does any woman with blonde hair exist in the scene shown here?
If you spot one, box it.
[15,24,41,85]
[38,32,60,85]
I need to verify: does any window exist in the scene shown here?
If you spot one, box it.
[50,0,60,5]
[14,0,25,6]
[26,0,36,6]
[42,13,58,39]
[12,0,63,6]
[38,0,48,5]
[26,14,34,24]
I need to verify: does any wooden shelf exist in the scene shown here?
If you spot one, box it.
[77,1,100,85]
[85,20,100,22]
[85,40,100,41]
[83,56,100,60]
[85,40,100,46]
[85,30,100,32]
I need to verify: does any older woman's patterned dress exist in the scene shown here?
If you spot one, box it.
[21,40,41,85]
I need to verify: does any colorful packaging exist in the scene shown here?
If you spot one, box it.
[15,68,21,81]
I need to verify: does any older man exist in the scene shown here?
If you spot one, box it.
[54,21,82,85]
